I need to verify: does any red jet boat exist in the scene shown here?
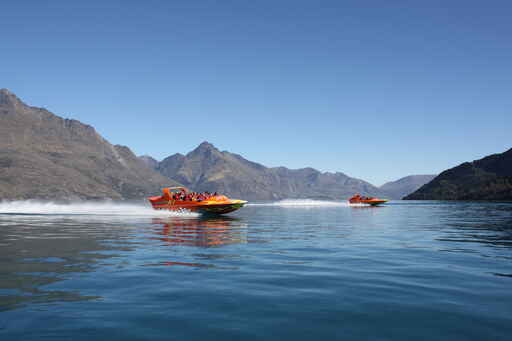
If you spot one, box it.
[348,194,388,206]
[148,187,247,215]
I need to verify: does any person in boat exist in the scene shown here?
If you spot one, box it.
[165,190,222,202]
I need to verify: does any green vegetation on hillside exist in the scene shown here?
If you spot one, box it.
[405,149,512,201]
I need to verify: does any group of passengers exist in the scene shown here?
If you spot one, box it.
[353,194,374,201]
[170,191,218,202]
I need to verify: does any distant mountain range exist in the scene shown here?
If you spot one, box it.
[0,89,177,200]
[405,148,512,200]
[144,142,386,201]
[0,88,439,201]
[380,175,436,199]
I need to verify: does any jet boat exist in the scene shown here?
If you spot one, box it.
[348,194,388,206]
[148,187,247,215]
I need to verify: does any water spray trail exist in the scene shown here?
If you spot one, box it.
[248,199,353,207]
[0,200,200,217]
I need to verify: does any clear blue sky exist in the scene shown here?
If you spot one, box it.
[1,0,511,185]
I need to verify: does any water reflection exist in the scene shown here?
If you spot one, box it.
[349,205,386,209]
[436,205,512,253]
[0,218,123,311]
[150,216,247,248]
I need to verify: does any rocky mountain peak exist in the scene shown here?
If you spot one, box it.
[198,141,216,150]
[188,141,220,157]
[0,88,23,108]
[138,155,159,169]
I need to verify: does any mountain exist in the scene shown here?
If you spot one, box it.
[154,142,384,200]
[0,89,177,200]
[380,175,436,199]
[404,148,512,200]
[138,155,159,170]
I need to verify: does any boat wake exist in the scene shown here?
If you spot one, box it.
[249,199,354,207]
[0,200,200,217]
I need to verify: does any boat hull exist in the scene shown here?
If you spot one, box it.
[363,200,388,206]
[192,202,247,215]
[349,199,388,206]
[150,199,247,215]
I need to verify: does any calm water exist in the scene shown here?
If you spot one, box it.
[1,200,511,340]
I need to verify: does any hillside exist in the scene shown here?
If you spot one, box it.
[0,89,177,200]
[380,175,436,199]
[404,148,512,200]
[152,142,384,201]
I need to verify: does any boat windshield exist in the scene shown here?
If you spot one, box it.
[162,187,188,196]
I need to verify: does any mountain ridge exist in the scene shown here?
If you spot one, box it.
[151,141,386,201]
[0,89,177,201]
[404,148,512,200]
[1,88,446,202]
[380,174,436,199]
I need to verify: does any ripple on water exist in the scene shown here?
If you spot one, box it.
[0,201,512,340]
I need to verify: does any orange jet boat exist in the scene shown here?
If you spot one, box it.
[348,194,388,206]
[148,187,247,215]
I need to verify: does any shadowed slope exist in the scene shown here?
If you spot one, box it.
[405,148,512,200]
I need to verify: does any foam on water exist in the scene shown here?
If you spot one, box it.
[0,200,199,217]
[249,199,356,207]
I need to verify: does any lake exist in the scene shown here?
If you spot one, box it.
[1,200,511,340]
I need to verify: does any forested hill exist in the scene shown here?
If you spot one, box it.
[404,148,512,201]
